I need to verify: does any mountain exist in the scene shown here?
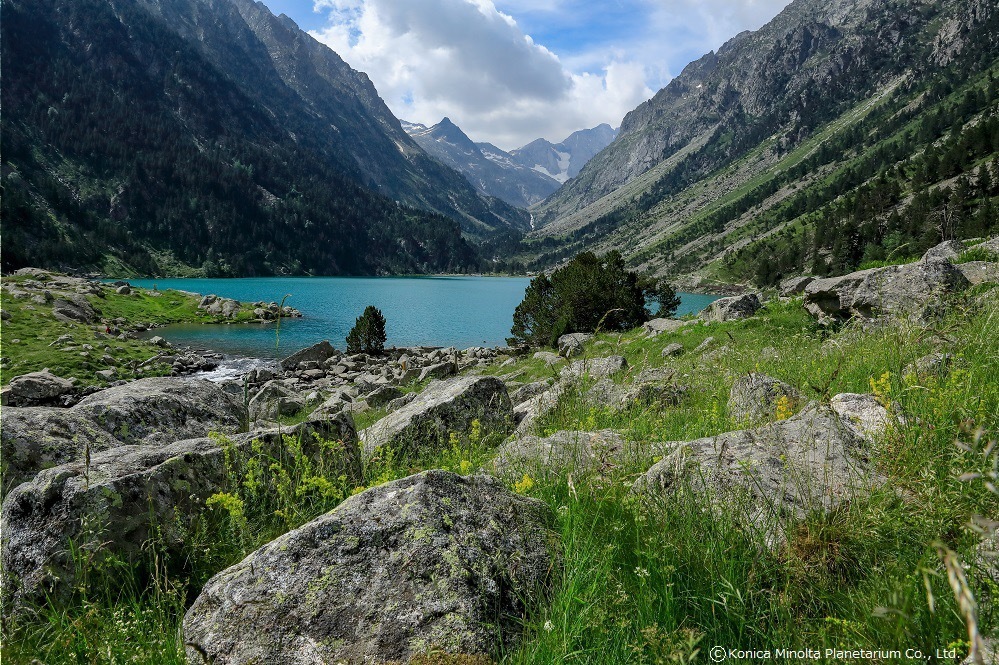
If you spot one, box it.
[525,0,999,288]
[510,124,618,184]
[1,0,528,276]
[403,118,560,208]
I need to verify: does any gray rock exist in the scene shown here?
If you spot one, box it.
[532,351,563,365]
[279,340,338,371]
[51,296,96,323]
[508,381,550,406]
[662,343,684,358]
[921,239,965,262]
[115,285,131,295]
[584,378,688,415]
[693,337,715,353]
[557,333,593,358]
[0,408,122,497]
[850,257,969,320]
[362,385,403,408]
[148,335,168,347]
[803,269,880,320]
[418,361,457,383]
[386,391,418,412]
[361,376,513,459]
[635,404,881,544]
[5,369,75,406]
[513,383,566,435]
[490,430,651,480]
[74,377,246,445]
[956,261,999,286]
[183,471,559,665]
[779,276,815,297]
[2,418,361,615]
[560,355,628,381]
[829,393,905,442]
[701,293,762,322]
[642,318,693,337]
[904,352,954,378]
[728,373,803,424]
[805,258,970,321]
[248,380,305,421]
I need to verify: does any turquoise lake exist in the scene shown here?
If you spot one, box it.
[121,277,720,358]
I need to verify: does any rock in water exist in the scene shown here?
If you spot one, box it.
[183,471,561,665]
[361,376,513,459]
[1,417,361,614]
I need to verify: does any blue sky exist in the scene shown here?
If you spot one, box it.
[262,0,792,149]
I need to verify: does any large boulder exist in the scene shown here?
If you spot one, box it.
[701,294,762,322]
[183,471,561,665]
[361,376,513,459]
[829,393,905,442]
[560,355,628,381]
[279,340,338,371]
[779,276,814,297]
[51,295,97,323]
[642,318,694,337]
[4,369,75,407]
[0,408,121,497]
[489,430,657,480]
[418,361,457,383]
[804,258,970,321]
[513,383,566,435]
[849,257,969,320]
[74,377,247,445]
[921,239,965,262]
[1,417,362,614]
[248,380,305,422]
[956,261,999,286]
[557,333,593,358]
[727,373,803,424]
[634,404,883,544]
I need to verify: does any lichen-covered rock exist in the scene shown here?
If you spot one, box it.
[418,361,457,383]
[74,377,247,445]
[248,380,305,422]
[557,333,593,357]
[727,373,803,424]
[560,355,628,381]
[779,276,814,297]
[1,417,361,614]
[662,343,684,358]
[642,318,694,337]
[490,430,659,480]
[51,295,97,323]
[701,293,762,322]
[508,381,550,406]
[921,239,965,262]
[5,369,75,406]
[635,405,882,544]
[183,471,561,665]
[532,351,563,365]
[361,376,513,459]
[804,258,970,321]
[0,408,122,497]
[904,352,954,378]
[850,257,969,320]
[279,340,338,371]
[513,383,566,435]
[829,393,905,442]
[584,377,687,415]
[956,260,999,285]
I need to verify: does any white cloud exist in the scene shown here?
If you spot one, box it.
[309,0,791,150]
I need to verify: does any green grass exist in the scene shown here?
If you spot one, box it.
[4,294,997,663]
[0,277,259,385]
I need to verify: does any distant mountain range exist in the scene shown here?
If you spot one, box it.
[403,120,617,209]
[1,0,527,276]
[525,0,999,288]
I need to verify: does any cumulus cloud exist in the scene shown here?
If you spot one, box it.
[309,0,790,149]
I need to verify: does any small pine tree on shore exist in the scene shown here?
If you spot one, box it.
[346,305,387,355]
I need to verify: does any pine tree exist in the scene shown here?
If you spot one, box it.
[346,306,387,355]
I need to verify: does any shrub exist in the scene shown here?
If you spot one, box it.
[508,251,680,347]
[346,305,388,355]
